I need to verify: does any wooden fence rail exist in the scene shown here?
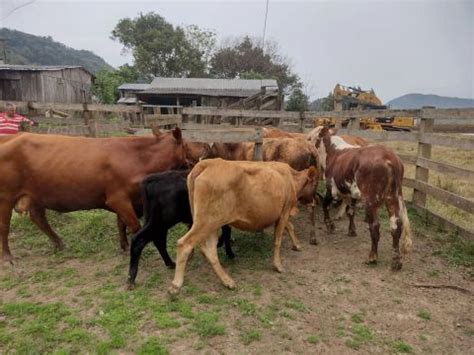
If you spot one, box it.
[2,100,473,237]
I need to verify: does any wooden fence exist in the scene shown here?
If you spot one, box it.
[2,100,473,237]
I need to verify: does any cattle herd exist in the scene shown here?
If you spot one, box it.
[0,125,412,295]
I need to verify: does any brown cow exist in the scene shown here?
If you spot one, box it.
[207,138,321,244]
[168,158,319,294]
[0,128,190,262]
[317,127,412,270]
[262,127,307,139]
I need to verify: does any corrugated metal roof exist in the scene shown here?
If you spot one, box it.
[0,64,82,71]
[139,77,278,97]
[117,97,139,104]
[117,83,150,90]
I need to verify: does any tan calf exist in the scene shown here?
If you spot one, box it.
[168,159,318,294]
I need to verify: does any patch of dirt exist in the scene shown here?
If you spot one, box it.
[1,210,473,354]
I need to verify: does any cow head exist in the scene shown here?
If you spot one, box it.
[307,126,335,171]
[298,166,320,204]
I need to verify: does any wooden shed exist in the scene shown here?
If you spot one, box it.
[129,77,282,111]
[0,64,93,103]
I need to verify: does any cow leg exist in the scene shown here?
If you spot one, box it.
[273,212,290,273]
[346,198,357,237]
[128,227,155,288]
[199,230,236,289]
[309,201,318,245]
[322,190,336,234]
[106,197,140,251]
[0,201,14,263]
[386,201,403,271]
[219,225,235,259]
[169,226,211,295]
[334,201,347,221]
[116,216,129,253]
[152,228,176,269]
[29,207,65,250]
[366,206,380,264]
[285,221,301,251]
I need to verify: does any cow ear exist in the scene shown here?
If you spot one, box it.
[329,128,338,135]
[172,127,183,144]
[152,126,161,137]
[307,166,318,181]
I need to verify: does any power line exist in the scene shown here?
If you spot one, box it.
[262,0,270,48]
[1,0,36,21]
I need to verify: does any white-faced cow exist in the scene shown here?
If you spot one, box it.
[316,127,412,270]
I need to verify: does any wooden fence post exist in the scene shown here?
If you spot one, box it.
[83,102,97,137]
[253,127,263,161]
[413,117,434,207]
[299,111,305,132]
[348,116,360,133]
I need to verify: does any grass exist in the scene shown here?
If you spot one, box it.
[345,324,374,350]
[417,310,431,321]
[192,312,226,338]
[307,335,321,344]
[241,329,261,345]
[392,340,413,353]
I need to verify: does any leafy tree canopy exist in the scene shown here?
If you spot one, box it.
[92,64,142,104]
[286,87,309,112]
[210,36,300,92]
[111,12,215,78]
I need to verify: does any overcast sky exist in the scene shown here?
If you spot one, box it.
[1,0,472,102]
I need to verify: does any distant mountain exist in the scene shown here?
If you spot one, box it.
[387,93,474,109]
[0,28,114,74]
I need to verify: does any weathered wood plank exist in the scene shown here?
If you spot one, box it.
[27,102,140,113]
[421,108,474,120]
[338,129,418,142]
[144,114,182,127]
[403,178,474,214]
[398,154,417,165]
[416,157,474,181]
[413,118,434,207]
[406,202,474,240]
[181,129,259,143]
[420,133,474,150]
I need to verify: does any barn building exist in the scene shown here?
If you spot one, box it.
[0,64,93,103]
[118,77,282,110]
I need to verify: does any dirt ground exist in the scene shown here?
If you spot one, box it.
[0,208,473,354]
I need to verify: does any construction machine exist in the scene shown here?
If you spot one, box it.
[314,84,414,131]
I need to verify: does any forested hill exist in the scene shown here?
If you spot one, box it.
[0,28,114,74]
[387,93,474,109]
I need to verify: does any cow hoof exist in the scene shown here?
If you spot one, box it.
[224,279,237,289]
[367,259,377,266]
[54,242,66,251]
[127,282,135,291]
[167,262,176,270]
[2,254,14,265]
[167,284,181,296]
[273,265,284,273]
[391,260,403,271]
[348,231,357,237]
[309,238,318,245]
[292,245,302,252]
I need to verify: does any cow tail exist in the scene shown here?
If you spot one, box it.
[398,195,413,255]
[140,179,152,229]
[187,162,207,217]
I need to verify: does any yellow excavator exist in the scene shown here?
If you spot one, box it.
[315,84,414,131]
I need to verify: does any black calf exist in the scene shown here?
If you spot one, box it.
[128,170,234,287]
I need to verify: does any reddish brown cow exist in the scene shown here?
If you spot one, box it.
[0,128,190,262]
[317,127,412,270]
[262,127,307,139]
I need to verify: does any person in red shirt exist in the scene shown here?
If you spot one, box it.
[0,103,34,135]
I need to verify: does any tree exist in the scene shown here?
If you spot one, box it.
[210,36,299,92]
[111,12,214,78]
[286,87,309,112]
[92,65,141,104]
[320,92,335,111]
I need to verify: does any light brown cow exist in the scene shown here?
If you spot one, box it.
[168,159,319,294]
[0,128,190,262]
[207,138,321,244]
[317,127,412,270]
